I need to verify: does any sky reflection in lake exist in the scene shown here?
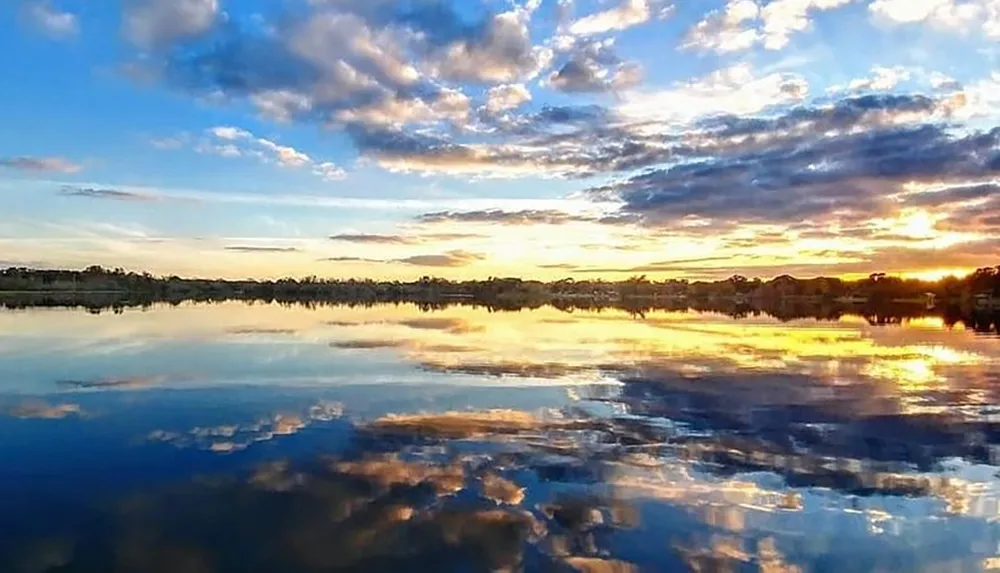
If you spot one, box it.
[2,302,1000,571]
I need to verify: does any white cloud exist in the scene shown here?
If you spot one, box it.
[190,126,347,180]
[870,0,979,26]
[828,65,912,93]
[682,0,760,53]
[617,63,809,126]
[313,162,347,181]
[24,1,78,38]
[761,0,856,50]
[210,126,252,140]
[485,84,533,114]
[929,70,961,90]
[257,138,311,168]
[684,0,855,53]
[123,0,219,49]
[870,0,1000,37]
[569,0,654,36]
[337,89,470,127]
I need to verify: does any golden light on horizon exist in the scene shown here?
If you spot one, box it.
[901,268,974,281]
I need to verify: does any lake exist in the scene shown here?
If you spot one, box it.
[2,301,1000,572]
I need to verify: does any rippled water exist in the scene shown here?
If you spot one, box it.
[2,302,1000,572]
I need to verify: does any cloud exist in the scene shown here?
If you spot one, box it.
[6,400,83,419]
[330,233,415,245]
[123,0,220,49]
[0,156,82,173]
[682,0,760,53]
[829,65,912,94]
[425,4,553,84]
[485,84,532,114]
[224,245,301,253]
[618,63,809,124]
[189,126,347,181]
[683,0,855,53]
[329,232,483,245]
[416,209,631,226]
[588,94,1000,227]
[545,39,642,93]
[55,376,168,390]
[331,340,408,349]
[59,186,158,201]
[23,1,78,38]
[137,0,552,135]
[568,0,656,36]
[319,256,385,263]
[395,250,486,267]
[869,0,995,37]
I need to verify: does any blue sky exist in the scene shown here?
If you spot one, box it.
[1,0,999,280]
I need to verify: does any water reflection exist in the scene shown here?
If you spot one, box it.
[3,302,1000,570]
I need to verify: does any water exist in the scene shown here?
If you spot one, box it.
[2,301,1000,572]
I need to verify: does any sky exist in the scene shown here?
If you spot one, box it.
[1,0,999,281]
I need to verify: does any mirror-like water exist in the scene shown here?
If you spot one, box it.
[2,302,1000,572]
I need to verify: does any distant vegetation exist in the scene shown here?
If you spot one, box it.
[1,265,999,331]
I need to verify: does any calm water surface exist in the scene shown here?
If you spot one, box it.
[2,302,1000,572]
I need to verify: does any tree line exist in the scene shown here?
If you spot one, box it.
[2,264,999,304]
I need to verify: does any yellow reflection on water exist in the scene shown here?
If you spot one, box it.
[0,302,995,415]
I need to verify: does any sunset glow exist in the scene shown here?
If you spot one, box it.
[1,1,998,278]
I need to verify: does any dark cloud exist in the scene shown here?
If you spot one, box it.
[319,256,386,263]
[331,339,408,349]
[395,250,485,267]
[55,376,169,390]
[224,246,300,253]
[538,263,580,270]
[588,96,1000,225]
[59,186,157,201]
[329,233,482,245]
[416,209,635,226]
[546,39,641,93]
[0,156,81,173]
[330,233,416,245]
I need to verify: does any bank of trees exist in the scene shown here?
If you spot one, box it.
[2,265,999,307]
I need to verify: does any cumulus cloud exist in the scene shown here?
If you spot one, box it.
[395,250,485,267]
[568,0,656,36]
[137,0,552,134]
[545,39,642,93]
[869,0,994,36]
[23,1,78,38]
[123,0,220,49]
[58,186,158,201]
[682,0,760,53]
[0,156,82,173]
[485,84,532,114]
[425,5,553,84]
